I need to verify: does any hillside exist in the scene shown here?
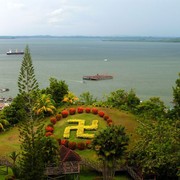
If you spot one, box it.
[0,107,139,157]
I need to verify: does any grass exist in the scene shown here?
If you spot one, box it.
[0,107,139,179]
[0,107,139,157]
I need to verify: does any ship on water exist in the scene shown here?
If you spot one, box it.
[6,49,24,55]
[83,74,113,81]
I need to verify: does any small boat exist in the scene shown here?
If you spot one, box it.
[83,74,113,81]
[6,50,24,55]
[0,88,9,93]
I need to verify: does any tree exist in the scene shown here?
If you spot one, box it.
[106,89,140,112]
[44,77,68,105]
[172,73,180,119]
[18,45,39,95]
[19,120,45,180]
[79,91,97,105]
[92,125,129,180]
[62,91,79,105]
[33,93,56,117]
[129,118,180,179]
[2,94,27,124]
[17,46,47,179]
[136,97,166,120]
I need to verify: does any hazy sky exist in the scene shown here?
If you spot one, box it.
[0,0,179,36]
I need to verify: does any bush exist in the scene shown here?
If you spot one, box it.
[77,107,84,113]
[85,107,91,113]
[50,117,57,124]
[45,132,53,137]
[45,126,54,132]
[98,111,105,117]
[56,114,62,121]
[104,115,109,121]
[61,110,69,118]
[86,140,92,149]
[68,141,76,150]
[60,139,69,147]
[69,108,76,115]
[107,119,113,124]
[92,108,98,114]
[77,142,86,150]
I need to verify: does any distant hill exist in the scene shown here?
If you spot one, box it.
[0,35,180,42]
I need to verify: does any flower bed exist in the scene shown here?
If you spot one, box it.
[45,107,113,150]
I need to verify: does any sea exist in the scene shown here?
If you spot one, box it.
[0,37,180,107]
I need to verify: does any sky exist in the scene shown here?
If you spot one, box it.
[0,0,180,36]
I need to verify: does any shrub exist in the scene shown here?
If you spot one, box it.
[104,115,109,121]
[68,141,76,150]
[56,114,62,121]
[60,139,69,147]
[108,122,113,126]
[45,126,54,132]
[77,107,84,113]
[61,110,69,118]
[77,142,86,150]
[69,108,76,115]
[86,140,92,149]
[85,107,91,113]
[98,111,105,117]
[45,132,53,137]
[50,117,57,124]
[92,108,98,114]
[107,119,113,124]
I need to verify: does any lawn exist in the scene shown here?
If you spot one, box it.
[0,107,138,179]
[0,107,139,157]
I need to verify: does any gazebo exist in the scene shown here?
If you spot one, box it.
[45,145,81,179]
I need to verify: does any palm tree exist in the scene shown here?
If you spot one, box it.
[33,93,56,116]
[62,91,78,104]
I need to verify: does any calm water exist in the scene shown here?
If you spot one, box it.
[0,37,180,107]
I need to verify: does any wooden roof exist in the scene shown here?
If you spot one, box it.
[60,145,81,162]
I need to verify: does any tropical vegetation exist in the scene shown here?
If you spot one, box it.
[0,47,179,180]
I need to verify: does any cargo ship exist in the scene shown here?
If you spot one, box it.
[6,50,24,55]
[83,74,113,81]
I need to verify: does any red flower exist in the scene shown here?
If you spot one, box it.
[68,141,76,150]
[98,111,105,117]
[50,117,57,124]
[56,114,62,121]
[77,107,84,113]
[104,115,109,121]
[69,108,76,115]
[77,142,86,150]
[45,126,54,132]
[107,119,113,124]
[45,132,53,137]
[61,110,69,118]
[85,107,91,113]
[60,139,69,147]
[92,108,98,114]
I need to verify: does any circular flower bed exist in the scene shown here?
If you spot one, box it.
[45,107,113,150]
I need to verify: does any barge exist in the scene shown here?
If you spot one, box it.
[83,74,113,81]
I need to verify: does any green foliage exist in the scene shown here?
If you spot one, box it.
[41,136,60,164]
[92,125,129,180]
[18,120,45,180]
[129,118,180,178]
[33,92,56,117]
[79,91,97,105]
[18,45,39,95]
[43,77,68,105]
[106,89,140,112]
[136,97,166,120]
[172,73,180,119]
[2,95,27,124]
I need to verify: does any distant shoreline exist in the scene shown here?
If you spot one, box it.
[0,35,180,43]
